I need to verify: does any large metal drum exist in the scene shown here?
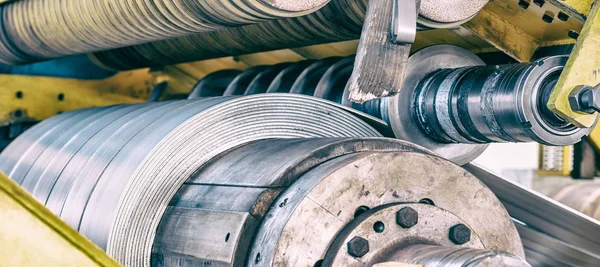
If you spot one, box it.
[0,94,527,266]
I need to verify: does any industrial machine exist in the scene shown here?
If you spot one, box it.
[0,0,599,266]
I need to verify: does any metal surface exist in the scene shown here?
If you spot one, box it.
[464,163,600,266]
[249,151,523,266]
[0,94,382,266]
[89,0,488,71]
[413,55,592,146]
[0,171,119,267]
[0,0,330,65]
[391,0,417,44]
[156,138,433,266]
[322,203,488,266]
[548,0,600,128]
[392,244,530,266]
[0,68,157,126]
[386,45,488,164]
[550,181,600,220]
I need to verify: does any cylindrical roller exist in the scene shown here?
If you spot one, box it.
[0,0,330,65]
[0,94,382,266]
[392,245,530,266]
[413,55,588,146]
[0,94,526,266]
[155,139,523,266]
[550,182,600,220]
[89,0,489,71]
[186,45,593,165]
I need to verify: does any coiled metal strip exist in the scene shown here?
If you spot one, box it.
[0,94,381,266]
[188,56,382,117]
[0,0,330,65]
[88,0,488,71]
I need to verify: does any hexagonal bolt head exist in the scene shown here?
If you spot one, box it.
[449,224,471,245]
[347,236,370,257]
[396,207,418,228]
[569,84,600,114]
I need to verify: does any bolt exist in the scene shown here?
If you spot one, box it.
[396,207,418,228]
[569,84,600,114]
[518,0,530,9]
[347,236,369,257]
[449,224,471,245]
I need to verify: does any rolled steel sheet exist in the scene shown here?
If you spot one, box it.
[0,94,382,266]
[550,182,600,220]
[88,0,488,71]
[0,0,330,64]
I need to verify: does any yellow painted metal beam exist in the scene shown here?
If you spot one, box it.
[0,69,156,125]
[0,171,119,266]
[463,7,540,62]
[548,1,600,128]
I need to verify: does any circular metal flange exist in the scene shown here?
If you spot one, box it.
[248,150,523,266]
[524,56,594,145]
[385,45,489,165]
[322,203,485,266]
[418,0,489,29]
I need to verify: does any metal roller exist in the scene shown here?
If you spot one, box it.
[88,0,489,71]
[0,94,383,266]
[1,112,529,266]
[550,182,600,220]
[0,0,330,65]
[187,45,594,164]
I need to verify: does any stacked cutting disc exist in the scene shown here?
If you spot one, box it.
[0,0,330,64]
[89,0,489,70]
[0,94,382,266]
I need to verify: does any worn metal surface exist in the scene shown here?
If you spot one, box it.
[550,181,600,220]
[322,203,487,266]
[413,55,592,145]
[464,163,600,266]
[386,45,488,164]
[0,0,330,65]
[249,152,523,266]
[393,244,530,267]
[0,94,382,266]
[156,138,429,266]
[548,1,600,128]
[0,171,119,267]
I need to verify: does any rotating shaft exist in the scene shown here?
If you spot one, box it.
[188,48,592,147]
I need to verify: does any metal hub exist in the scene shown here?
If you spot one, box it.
[385,45,489,165]
[322,203,485,265]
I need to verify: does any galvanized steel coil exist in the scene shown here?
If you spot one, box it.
[88,0,489,71]
[0,94,383,266]
[185,45,593,164]
[0,0,330,64]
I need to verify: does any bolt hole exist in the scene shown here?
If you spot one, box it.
[533,0,544,7]
[518,0,530,9]
[15,91,23,99]
[373,221,385,233]
[354,206,370,218]
[14,110,23,117]
[542,11,554,23]
[314,259,324,267]
[557,12,569,21]
[57,93,65,101]
[568,30,580,39]
[254,253,262,264]
[225,232,230,242]
[419,198,435,206]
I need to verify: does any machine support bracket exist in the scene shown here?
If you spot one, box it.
[548,0,600,128]
[346,0,419,103]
